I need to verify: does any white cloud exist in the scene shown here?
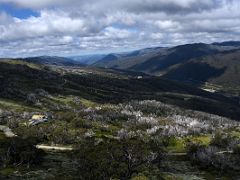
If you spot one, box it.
[0,10,98,41]
[2,0,219,12]
[103,27,132,39]
[59,36,74,43]
[154,20,180,31]
[0,0,240,57]
[150,33,163,39]
[1,0,83,8]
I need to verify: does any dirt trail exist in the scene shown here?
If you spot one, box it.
[36,144,73,151]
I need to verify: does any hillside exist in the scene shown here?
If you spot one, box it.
[21,56,84,66]
[163,49,240,92]
[93,47,166,68]
[2,0,240,178]
[94,43,239,73]
[0,60,240,120]
[212,41,240,47]
[93,42,240,94]
[1,59,240,179]
[70,54,106,65]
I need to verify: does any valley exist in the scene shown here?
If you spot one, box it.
[1,0,240,179]
[0,57,240,179]
[0,0,240,180]
[92,42,240,96]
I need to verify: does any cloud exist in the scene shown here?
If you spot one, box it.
[103,27,132,39]
[0,0,83,9]
[2,0,220,14]
[0,0,240,57]
[0,10,102,42]
[0,12,14,24]
[118,0,220,14]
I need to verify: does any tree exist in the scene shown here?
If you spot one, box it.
[72,137,163,179]
[0,137,45,168]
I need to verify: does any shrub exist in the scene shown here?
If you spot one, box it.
[186,142,205,155]
[210,132,233,148]
[233,145,240,155]
[71,118,92,129]
[72,137,163,179]
[0,137,45,168]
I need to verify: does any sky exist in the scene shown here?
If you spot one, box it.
[0,0,240,57]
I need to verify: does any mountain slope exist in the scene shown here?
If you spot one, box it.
[70,54,106,65]
[21,56,84,66]
[0,60,240,120]
[93,43,234,75]
[92,42,240,93]
[93,47,166,68]
[212,41,240,47]
[163,49,240,89]
[129,43,219,74]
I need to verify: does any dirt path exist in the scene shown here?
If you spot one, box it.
[167,152,187,156]
[36,144,73,151]
[167,150,233,156]
[215,150,233,154]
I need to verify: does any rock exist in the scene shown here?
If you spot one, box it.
[35,89,51,98]
[26,93,39,104]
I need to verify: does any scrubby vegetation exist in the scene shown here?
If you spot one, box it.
[71,137,163,179]
[0,60,240,179]
[1,97,239,179]
[187,129,240,173]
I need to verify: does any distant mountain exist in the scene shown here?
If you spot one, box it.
[93,47,165,67]
[70,54,105,65]
[212,41,240,47]
[92,42,240,92]
[72,51,142,66]
[128,43,221,74]
[2,41,239,94]
[21,56,84,66]
[163,49,240,89]
[127,47,164,57]
[93,53,130,67]
[93,43,232,74]
[97,54,119,65]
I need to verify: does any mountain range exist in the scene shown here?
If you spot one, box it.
[1,41,240,95]
[90,41,240,94]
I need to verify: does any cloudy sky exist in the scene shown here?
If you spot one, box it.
[0,0,239,57]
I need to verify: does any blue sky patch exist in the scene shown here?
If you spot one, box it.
[0,3,39,19]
